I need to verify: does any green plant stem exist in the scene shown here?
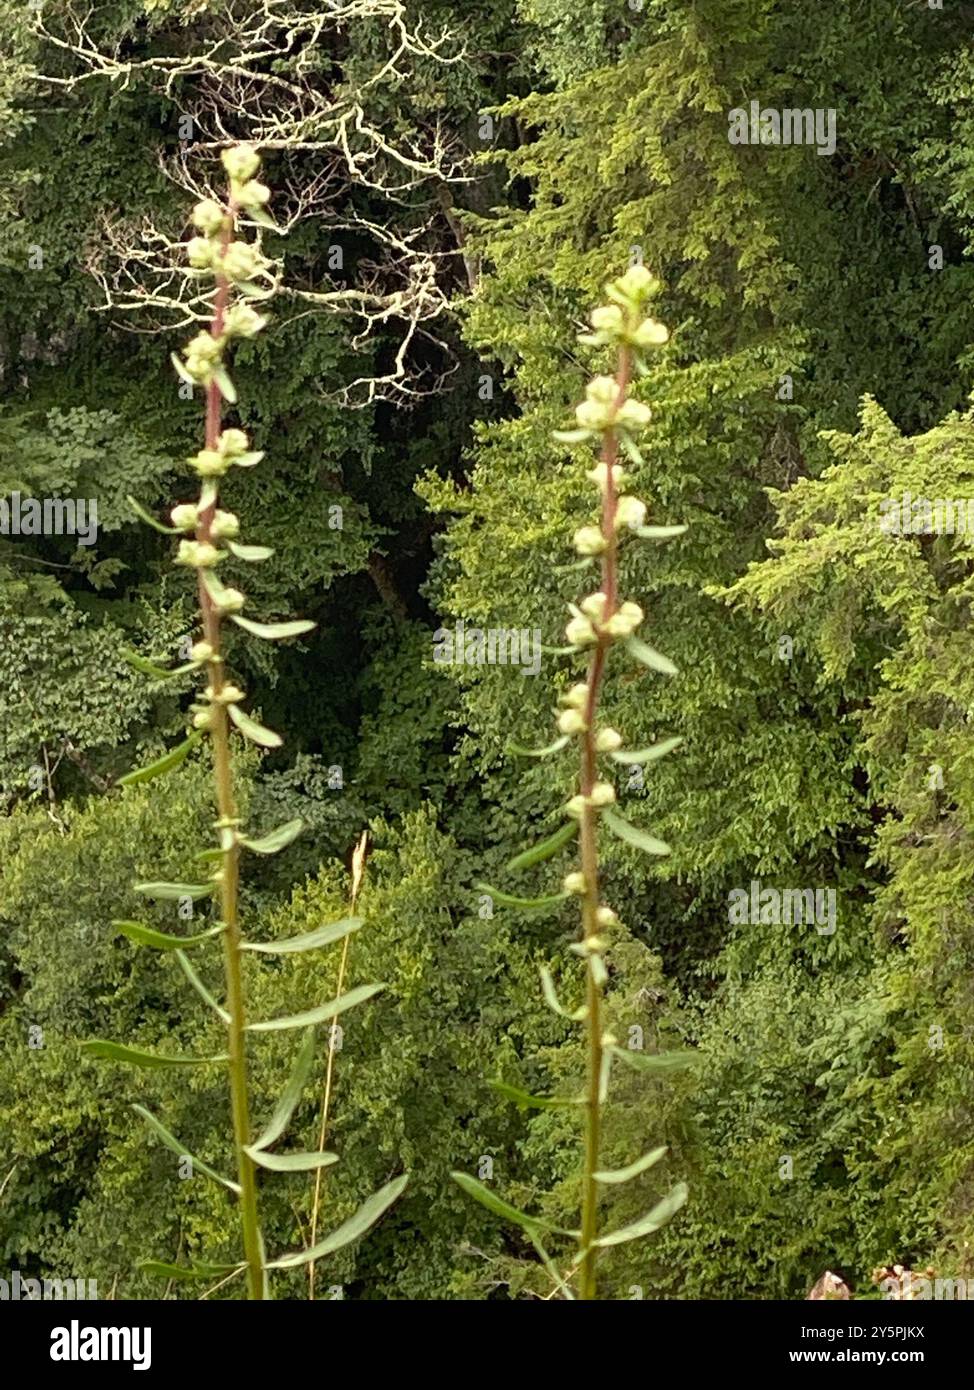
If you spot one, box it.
[578,343,632,1301]
[195,200,264,1301]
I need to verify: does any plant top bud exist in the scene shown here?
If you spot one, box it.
[191,198,226,235]
[222,144,261,184]
[558,708,588,736]
[615,496,647,531]
[595,727,623,752]
[573,524,606,556]
[615,264,661,302]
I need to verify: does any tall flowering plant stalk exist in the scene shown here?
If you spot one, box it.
[454,266,690,1300]
[84,146,406,1299]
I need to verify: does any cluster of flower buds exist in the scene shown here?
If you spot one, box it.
[564,592,644,648]
[189,427,264,480]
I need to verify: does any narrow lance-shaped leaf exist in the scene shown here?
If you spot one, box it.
[506,819,578,873]
[239,818,303,855]
[134,881,215,901]
[476,883,568,911]
[626,635,678,677]
[119,732,203,788]
[610,1045,698,1073]
[82,1040,227,1069]
[507,735,570,759]
[247,982,384,1033]
[242,916,361,957]
[593,1146,668,1185]
[227,542,274,562]
[539,966,587,1021]
[634,524,687,541]
[114,920,225,951]
[602,806,671,857]
[610,736,682,766]
[120,649,200,681]
[450,1173,578,1237]
[267,1174,409,1269]
[227,703,282,749]
[128,493,179,534]
[592,1182,689,1247]
[230,615,315,640]
[490,1080,583,1110]
[175,949,231,1024]
[246,1148,339,1173]
[251,1027,316,1152]
[132,1104,241,1194]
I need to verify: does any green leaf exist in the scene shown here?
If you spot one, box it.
[175,949,230,1024]
[610,1045,698,1073]
[114,919,224,951]
[132,1104,241,1194]
[267,1174,409,1268]
[227,704,282,748]
[634,524,687,541]
[138,1260,244,1281]
[252,1029,317,1152]
[213,365,237,403]
[127,494,179,534]
[507,735,570,759]
[230,615,316,640]
[119,732,202,788]
[506,820,577,872]
[247,982,385,1033]
[227,542,274,562]
[450,1172,576,1236]
[602,807,670,857]
[476,883,568,910]
[246,1148,339,1173]
[82,1040,227,1068]
[239,818,303,855]
[243,917,361,956]
[245,207,281,233]
[134,881,215,900]
[539,966,587,1021]
[232,451,265,468]
[626,635,678,677]
[592,1182,688,1247]
[611,736,682,766]
[553,428,596,444]
[170,352,196,387]
[120,649,199,681]
[594,1146,668,1184]
[490,1080,582,1110]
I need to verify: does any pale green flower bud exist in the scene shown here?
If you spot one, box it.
[221,144,261,183]
[616,265,660,300]
[615,496,647,531]
[186,236,214,269]
[565,615,597,647]
[186,331,223,364]
[176,540,221,568]
[192,708,214,730]
[170,503,199,531]
[590,305,624,333]
[236,179,271,209]
[595,906,619,927]
[191,199,226,235]
[575,399,611,431]
[590,782,616,807]
[586,374,618,404]
[206,684,245,705]
[595,727,623,752]
[586,462,627,490]
[223,303,267,339]
[616,399,652,431]
[218,429,249,457]
[191,449,229,477]
[558,708,588,736]
[580,591,608,621]
[634,317,669,347]
[211,510,240,539]
[221,241,259,282]
[191,641,214,663]
[561,683,589,709]
[562,871,587,896]
[573,525,606,556]
[604,600,644,637]
[212,586,245,613]
[564,794,588,819]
